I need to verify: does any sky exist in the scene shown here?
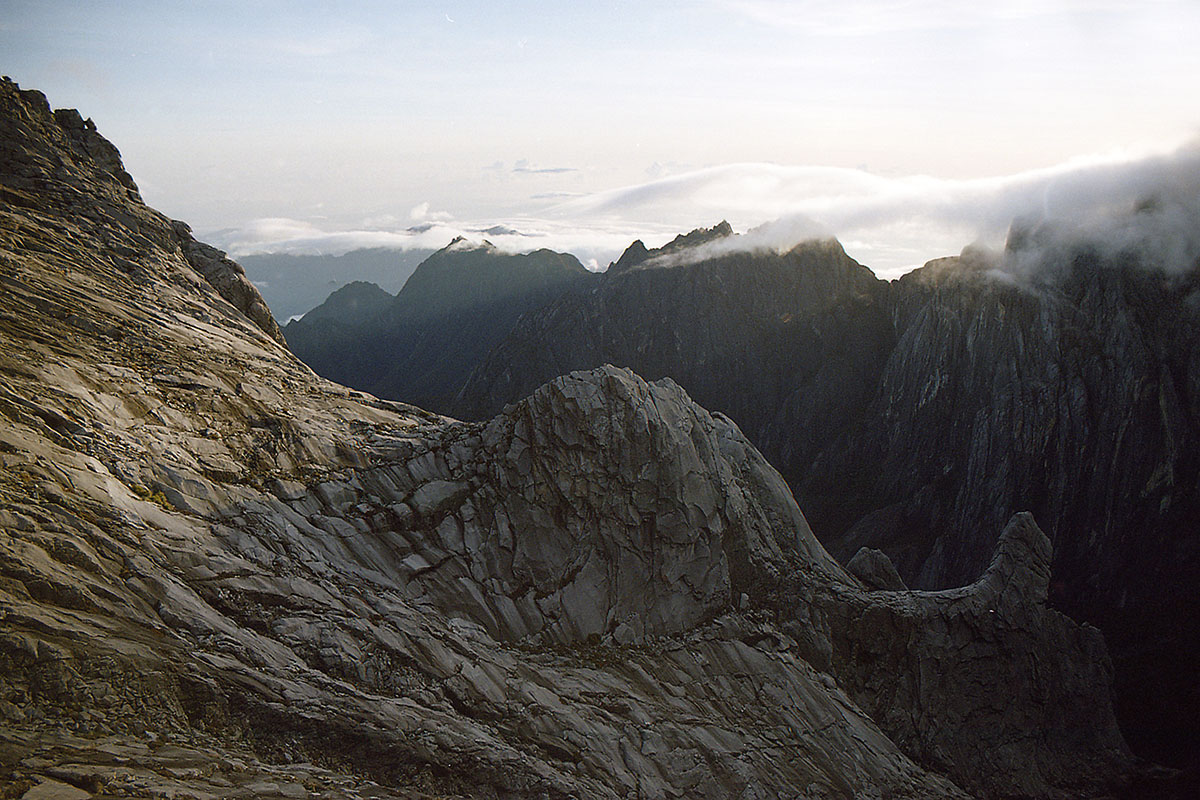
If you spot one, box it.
[3,0,1199,276]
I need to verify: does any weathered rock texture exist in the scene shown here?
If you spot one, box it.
[0,78,1134,798]
[457,224,1200,770]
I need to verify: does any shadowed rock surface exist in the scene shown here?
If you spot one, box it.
[283,240,596,414]
[457,224,1200,771]
[1,79,1136,798]
[846,548,906,591]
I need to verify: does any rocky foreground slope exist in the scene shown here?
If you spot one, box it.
[0,79,1134,798]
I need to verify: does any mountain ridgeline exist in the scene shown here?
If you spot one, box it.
[450,225,1200,770]
[236,247,434,322]
[279,213,1199,772]
[284,241,595,413]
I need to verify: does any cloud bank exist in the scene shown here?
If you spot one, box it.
[556,137,1200,276]
[206,214,684,274]
[206,137,1200,280]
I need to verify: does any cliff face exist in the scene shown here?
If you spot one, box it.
[456,235,894,437]
[458,225,1200,768]
[805,252,1200,768]
[0,79,1133,799]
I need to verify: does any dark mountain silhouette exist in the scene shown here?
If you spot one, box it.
[458,225,1200,772]
[284,239,596,412]
[239,247,434,321]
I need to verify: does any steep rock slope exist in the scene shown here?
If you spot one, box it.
[284,241,595,412]
[810,248,1200,770]
[0,79,1132,798]
[458,226,1200,769]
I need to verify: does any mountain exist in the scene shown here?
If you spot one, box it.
[284,240,596,413]
[239,248,434,321]
[456,227,892,439]
[816,244,1200,772]
[0,78,1139,798]
[458,223,1200,773]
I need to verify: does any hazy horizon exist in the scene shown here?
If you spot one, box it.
[5,0,1199,277]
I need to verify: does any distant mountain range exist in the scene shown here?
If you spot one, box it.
[283,239,596,413]
[290,219,1200,773]
[239,247,434,321]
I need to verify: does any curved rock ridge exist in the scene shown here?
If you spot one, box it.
[0,78,1134,798]
[250,366,848,648]
[800,513,1131,799]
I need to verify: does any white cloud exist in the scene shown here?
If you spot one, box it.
[205,137,1200,280]
[553,137,1200,276]
[718,0,1175,37]
[407,202,453,223]
[205,214,683,272]
[211,217,462,256]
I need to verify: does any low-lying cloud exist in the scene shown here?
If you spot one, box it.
[206,137,1200,280]
[556,137,1200,276]
[205,215,684,274]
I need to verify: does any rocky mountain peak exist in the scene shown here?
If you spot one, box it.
[661,219,734,250]
[608,237,650,272]
[610,220,737,273]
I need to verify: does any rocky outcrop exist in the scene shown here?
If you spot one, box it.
[171,219,286,344]
[0,78,1135,798]
[0,79,282,349]
[813,514,1128,798]
[846,548,907,591]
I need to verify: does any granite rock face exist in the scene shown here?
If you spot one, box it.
[846,548,907,591]
[813,514,1127,798]
[171,219,286,345]
[817,251,1200,769]
[0,78,1134,798]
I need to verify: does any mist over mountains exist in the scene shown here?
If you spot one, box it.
[206,136,1200,281]
[239,248,433,322]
